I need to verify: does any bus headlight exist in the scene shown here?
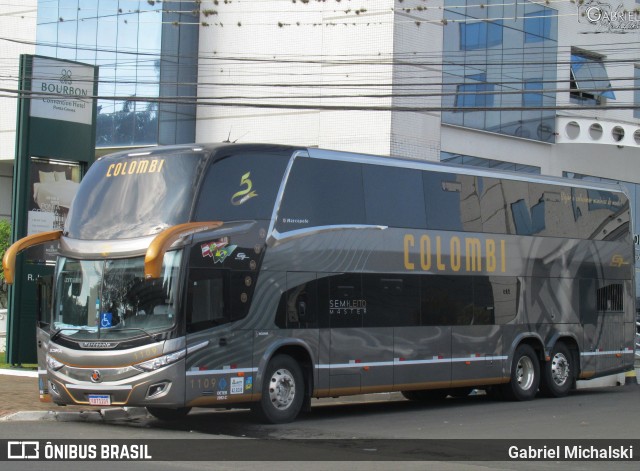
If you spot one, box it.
[46,354,64,371]
[134,349,186,372]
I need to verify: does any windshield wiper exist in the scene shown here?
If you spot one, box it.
[103,327,157,341]
[50,327,90,341]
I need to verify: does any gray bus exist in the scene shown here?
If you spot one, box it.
[4,143,636,423]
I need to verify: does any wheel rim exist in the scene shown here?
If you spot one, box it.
[268,368,296,410]
[550,352,570,387]
[516,356,535,391]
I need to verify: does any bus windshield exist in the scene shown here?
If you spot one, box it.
[53,251,182,340]
[65,151,208,240]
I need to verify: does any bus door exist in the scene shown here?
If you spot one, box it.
[183,266,255,407]
[322,274,394,395]
[36,275,53,402]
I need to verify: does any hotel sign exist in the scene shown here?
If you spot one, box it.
[29,56,94,126]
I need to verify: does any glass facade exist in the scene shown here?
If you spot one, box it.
[635,66,640,119]
[441,152,541,174]
[442,0,558,143]
[36,0,198,148]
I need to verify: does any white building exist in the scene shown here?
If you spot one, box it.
[196,0,640,180]
[0,2,37,221]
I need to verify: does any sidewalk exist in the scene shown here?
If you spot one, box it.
[0,368,102,418]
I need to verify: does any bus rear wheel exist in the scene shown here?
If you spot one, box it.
[254,354,304,424]
[146,406,191,421]
[540,342,574,398]
[501,344,540,401]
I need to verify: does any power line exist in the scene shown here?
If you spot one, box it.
[1,87,636,114]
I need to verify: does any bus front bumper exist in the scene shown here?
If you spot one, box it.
[46,361,186,408]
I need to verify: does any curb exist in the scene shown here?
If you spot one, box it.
[0,407,148,423]
[0,369,38,378]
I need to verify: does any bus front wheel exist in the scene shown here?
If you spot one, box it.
[502,344,540,401]
[255,354,304,424]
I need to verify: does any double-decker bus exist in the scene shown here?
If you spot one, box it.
[4,143,636,423]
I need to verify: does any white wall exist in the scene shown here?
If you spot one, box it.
[195,1,397,156]
[0,162,12,220]
[389,1,445,161]
[0,2,37,162]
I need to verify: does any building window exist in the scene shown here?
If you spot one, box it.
[36,0,199,147]
[635,66,640,119]
[570,52,616,105]
[460,20,503,50]
[523,80,543,107]
[524,10,552,43]
[455,73,495,108]
[442,0,558,143]
[441,152,541,174]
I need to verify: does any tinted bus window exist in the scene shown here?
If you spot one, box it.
[186,268,230,333]
[363,165,427,228]
[185,269,251,333]
[421,275,473,325]
[194,150,291,222]
[277,159,365,233]
[275,278,318,329]
[362,274,421,327]
[420,275,495,326]
[423,172,463,231]
[322,273,365,328]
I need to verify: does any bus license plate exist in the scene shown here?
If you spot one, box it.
[88,394,111,406]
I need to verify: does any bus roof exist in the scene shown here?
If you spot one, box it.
[96,142,630,198]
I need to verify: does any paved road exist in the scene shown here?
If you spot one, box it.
[0,385,638,471]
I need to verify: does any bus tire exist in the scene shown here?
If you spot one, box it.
[540,342,574,398]
[255,354,304,424]
[502,344,540,401]
[146,406,191,421]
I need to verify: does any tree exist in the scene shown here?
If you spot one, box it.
[0,219,10,308]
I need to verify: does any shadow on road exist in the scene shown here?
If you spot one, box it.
[136,385,637,438]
